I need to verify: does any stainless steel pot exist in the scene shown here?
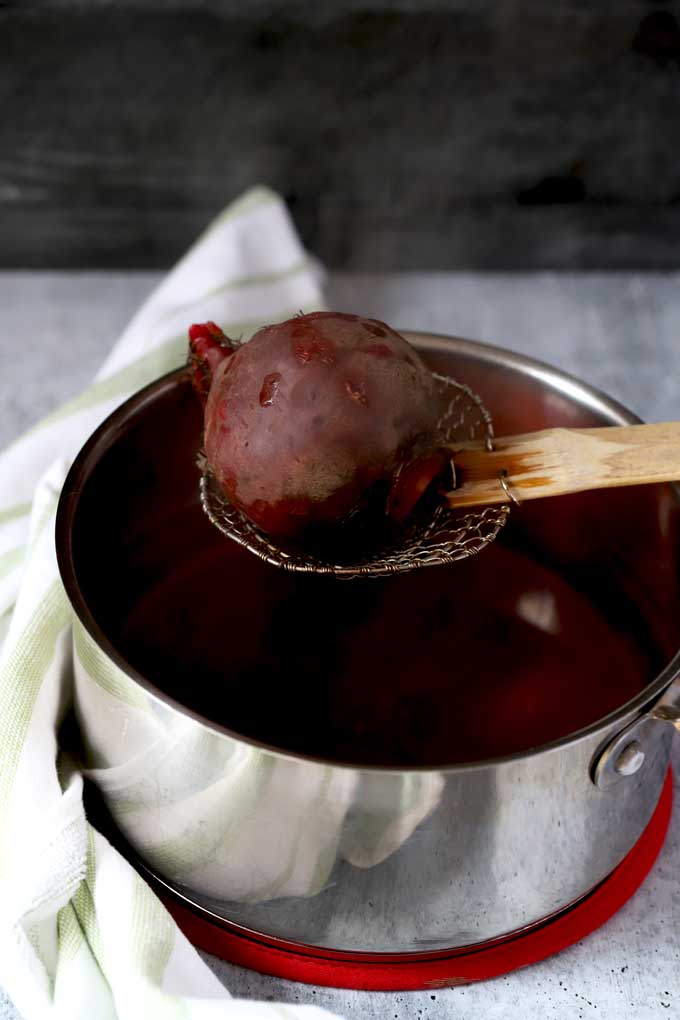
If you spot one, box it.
[56,333,680,955]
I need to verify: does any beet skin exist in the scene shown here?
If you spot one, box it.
[189,312,445,538]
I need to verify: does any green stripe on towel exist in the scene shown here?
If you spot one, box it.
[0,546,25,581]
[57,901,86,965]
[0,582,70,842]
[71,827,104,969]
[0,503,31,526]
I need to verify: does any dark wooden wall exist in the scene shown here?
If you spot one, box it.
[2,1,680,268]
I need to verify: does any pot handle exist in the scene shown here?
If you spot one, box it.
[591,672,680,789]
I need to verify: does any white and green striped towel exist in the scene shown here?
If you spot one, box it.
[0,187,343,1020]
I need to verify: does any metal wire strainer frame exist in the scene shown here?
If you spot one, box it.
[199,372,510,579]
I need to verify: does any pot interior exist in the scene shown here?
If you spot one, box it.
[63,337,680,767]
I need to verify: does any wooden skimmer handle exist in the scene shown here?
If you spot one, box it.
[444,423,680,509]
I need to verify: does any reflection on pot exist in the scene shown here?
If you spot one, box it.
[75,620,443,902]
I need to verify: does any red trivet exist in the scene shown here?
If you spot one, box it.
[161,770,673,991]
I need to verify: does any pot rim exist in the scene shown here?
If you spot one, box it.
[55,332,680,775]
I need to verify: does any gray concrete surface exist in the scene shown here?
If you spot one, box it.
[0,271,679,1018]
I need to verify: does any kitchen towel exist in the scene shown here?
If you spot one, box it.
[0,187,342,1020]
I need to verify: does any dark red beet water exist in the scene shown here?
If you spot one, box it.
[69,375,674,769]
[116,520,654,767]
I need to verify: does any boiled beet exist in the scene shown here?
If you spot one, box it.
[189,312,446,539]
